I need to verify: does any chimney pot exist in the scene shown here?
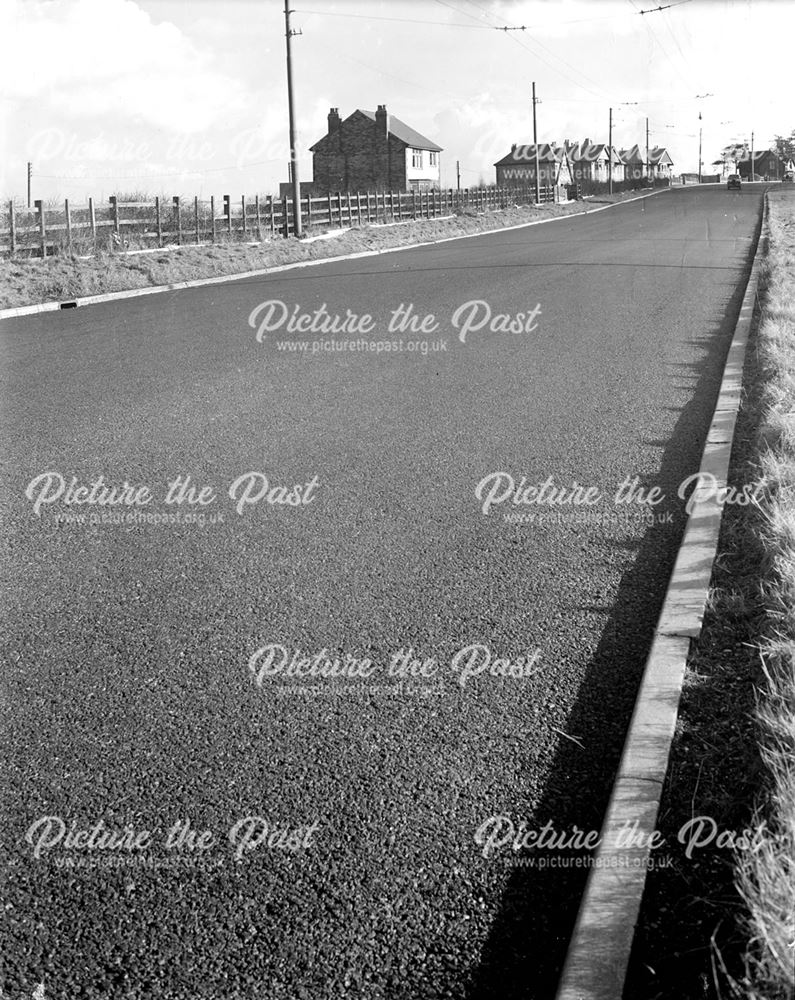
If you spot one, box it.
[375,104,388,140]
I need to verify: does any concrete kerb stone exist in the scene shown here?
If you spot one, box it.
[0,188,668,321]
[554,192,768,1000]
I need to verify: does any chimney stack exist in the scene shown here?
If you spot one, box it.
[328,107,341,134]
[375,104,389,140]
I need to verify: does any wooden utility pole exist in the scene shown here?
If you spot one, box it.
[608,108,613,195]
[698,112,702,183]
[532,82,540,204]
[27,162,32,208]
[645,118,649,180]
[750,130,754,181]
[284,0,303,237]
[456,160,460,191]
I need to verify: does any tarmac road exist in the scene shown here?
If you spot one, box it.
[0,184,766,1000]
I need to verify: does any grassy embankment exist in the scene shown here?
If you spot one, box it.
[0,187,659,311]
[732,189,795,1000]
[627,189,795,1000]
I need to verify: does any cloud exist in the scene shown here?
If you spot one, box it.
[1,0,248,132]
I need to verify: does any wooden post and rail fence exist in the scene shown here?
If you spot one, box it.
[0,183,564,258]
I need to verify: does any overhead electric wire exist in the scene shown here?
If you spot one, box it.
[294,9,490,29]
[456,0,612,102]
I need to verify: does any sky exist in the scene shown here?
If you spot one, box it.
[2,0,794,203]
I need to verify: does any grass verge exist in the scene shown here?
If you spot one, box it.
[730,189,795,1000]
[0,188,660,311]
[624,189,795,999]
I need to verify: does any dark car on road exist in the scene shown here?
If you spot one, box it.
[727,174,742,190]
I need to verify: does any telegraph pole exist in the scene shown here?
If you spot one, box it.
[284,0,303,237]
[27,162,32,208]
[608,108,613,195]
[532,82,540,204]
[698,112,702,183]
[750,130,754,181]
[645,118,649,180]
[456,160,461,191]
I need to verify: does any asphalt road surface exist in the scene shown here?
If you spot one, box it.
[0,184,765,1000]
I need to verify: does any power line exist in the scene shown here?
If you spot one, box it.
[35,159,281,180]
[432,0,487,27]
[627,0,696,91]
[638,1,693,12]
[456,0,612,102]
[296,1,692,32]
[294,9,491,29]
[334,51,460,102]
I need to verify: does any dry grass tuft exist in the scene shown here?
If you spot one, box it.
[728,191,795,1000]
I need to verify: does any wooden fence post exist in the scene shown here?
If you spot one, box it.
[194,196,200,244]
[356,191,362,227]
[336,191,343,228]
[155,196,162,247]
[8,202,15,256]
[35,200,46,258]
[109,195,119,240]
[88,197,96,251]
[173,196,181,244]
[65,199,72,254]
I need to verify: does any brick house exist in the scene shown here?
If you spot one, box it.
[309,106,442,193]
[494,143,573,188]
[738,149,787,180]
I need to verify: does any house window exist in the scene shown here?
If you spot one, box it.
[411,148,422,168]
[429,151,438,167]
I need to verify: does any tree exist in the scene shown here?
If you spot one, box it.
[772,130,795,163]
[713,142,746,173]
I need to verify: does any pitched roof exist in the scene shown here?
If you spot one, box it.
[494,143,565,166]
[648,147,674,165]
[566,141,622,164]
[619,144,645,164]
[358,110,442,151]
[309,109,442,152]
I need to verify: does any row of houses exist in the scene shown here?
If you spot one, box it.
[494,139,673,188]
[297,105,674,195]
